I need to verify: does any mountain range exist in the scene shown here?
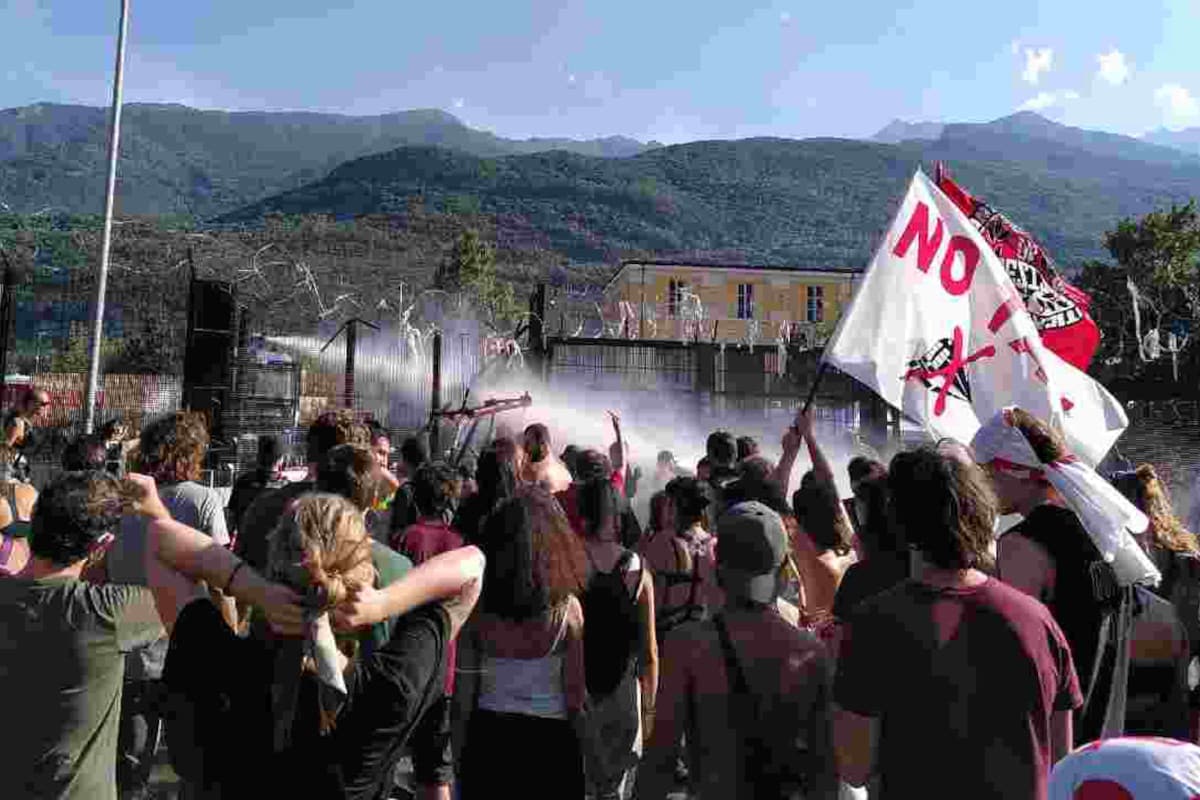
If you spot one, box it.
[5,102,1200,267]
[0,103,659,217]
[870,116,1200,159]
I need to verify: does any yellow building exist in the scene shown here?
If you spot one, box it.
[604,259,861,347]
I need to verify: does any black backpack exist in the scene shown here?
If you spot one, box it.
[582,549,642,698]
[714,614,809,799]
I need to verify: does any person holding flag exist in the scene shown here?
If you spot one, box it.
[821,167,1125,467]
[818,163,1161,746]
[971,406,1158,745]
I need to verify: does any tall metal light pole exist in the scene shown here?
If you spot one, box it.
[83,0,130,434]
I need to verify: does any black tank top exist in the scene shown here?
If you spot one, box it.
[1010,505,1110,667]
[1009,504,1123,741]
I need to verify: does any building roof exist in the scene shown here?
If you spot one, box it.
[606,258,862,292]
[618,258,863,275]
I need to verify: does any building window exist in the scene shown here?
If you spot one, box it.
[806,285,824,322]
[737,283,755,319]
[667,279,688,319]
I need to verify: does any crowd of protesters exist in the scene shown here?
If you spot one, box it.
[4,388,1200,799]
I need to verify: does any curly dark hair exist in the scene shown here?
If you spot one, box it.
[62,433,108,472]
[706,430,737,468]
[316,444,383,511]
[665,476,710,529]
[30,471,125,565]
[888,447,997,571]
[399,435,429,471]
[411,461,462,519]
[306,410,370,465]
[736,436,760,462]
[137,412,210,483]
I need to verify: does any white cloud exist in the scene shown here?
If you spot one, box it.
[1155,83,1200,128]
[1018,89,1078,111]
[452,97,465,109]
[1096,49,1130,86]
[1021,47,1053,85]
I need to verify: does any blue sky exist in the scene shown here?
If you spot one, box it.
[3,0,1199,143]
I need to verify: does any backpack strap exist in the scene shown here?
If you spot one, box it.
[713,613,752,697]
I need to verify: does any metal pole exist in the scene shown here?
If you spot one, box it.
[344,319,356,408]
[83,0,130,434]
[430,330,442,455]
[0,254,16,398]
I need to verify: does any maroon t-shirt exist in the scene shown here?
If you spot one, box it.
[835,577,1083,800]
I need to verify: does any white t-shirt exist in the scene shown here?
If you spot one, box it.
[1049,737,1200,799]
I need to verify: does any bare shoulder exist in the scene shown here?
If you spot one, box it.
[999,530,1051,560]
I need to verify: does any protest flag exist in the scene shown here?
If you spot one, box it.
[823,169,1126,466]
[934,163,1101,371]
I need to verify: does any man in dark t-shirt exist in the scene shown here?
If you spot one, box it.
[236,411,368,573]
[835,447,1081,799]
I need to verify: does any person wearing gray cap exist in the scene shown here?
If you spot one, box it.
[638,500,838,799]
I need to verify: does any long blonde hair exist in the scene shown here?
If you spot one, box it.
[1134,464,1200,555]
[268,493,375,609]
[267,493,375,734]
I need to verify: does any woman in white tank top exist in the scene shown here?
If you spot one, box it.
[455,486,588,799]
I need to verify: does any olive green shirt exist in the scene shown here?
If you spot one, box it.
[0,577,164,800]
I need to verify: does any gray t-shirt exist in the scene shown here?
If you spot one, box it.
[0,577,163,800]
[107,480,229,679]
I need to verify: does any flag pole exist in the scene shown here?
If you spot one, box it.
[801,359,827,414]
[83,0,130,434]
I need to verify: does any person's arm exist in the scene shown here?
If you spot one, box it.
[795,409,835,486]
[832,608,883,787]
[564,595,586,713]
[635,632,687,800]
[607,410,625,472]
[636,566,660,738]
[807,657,841,800]
[380,468,402,495]
[997,532,1053,601]
[125,473,305,636]
[201,488,238,629]
[772,422,804,490]
[834,706,879,787]
[332,545,485,639]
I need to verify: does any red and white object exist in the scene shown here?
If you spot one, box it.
[1050,737,1200,800]
[936,164,1101,372]
[824,169,1127,467]
[971,407,1158,588]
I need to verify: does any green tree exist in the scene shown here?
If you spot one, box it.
[1104,200,1200,325]
[436,230,524,332]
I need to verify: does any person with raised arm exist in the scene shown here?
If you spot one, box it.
[163,490,484,800]
[0,470,303,800]
[774,409,857,632]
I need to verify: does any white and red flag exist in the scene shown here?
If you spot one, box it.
[824,169,1127,466]
[935,164,1101,371]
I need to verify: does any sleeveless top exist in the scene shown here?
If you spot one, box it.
[1,481,31,539]
[478,609,570,720]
